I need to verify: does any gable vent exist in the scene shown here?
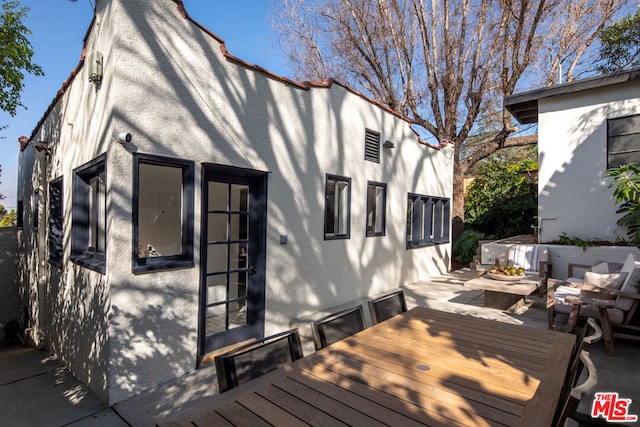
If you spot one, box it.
[364,129,381,163]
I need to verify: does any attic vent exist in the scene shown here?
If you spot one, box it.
[364,129,380,163]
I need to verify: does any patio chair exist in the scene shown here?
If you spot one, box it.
[214,328,304,393]
[368,290,407,324]
[553,350,599,427]
[547,252,640,355]
[312,305,366,350]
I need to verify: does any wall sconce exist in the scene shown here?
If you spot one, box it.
[383,140,395,149]
[88,51,103,84]
[116,132,132,144]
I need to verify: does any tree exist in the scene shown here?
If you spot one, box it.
[464,157,538,238]
[0,204,16,227]
[0,0,43,118]
[598,9,640,74]
[273,0,625,240]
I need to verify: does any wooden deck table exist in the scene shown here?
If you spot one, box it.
[161,307,575,427]
[465,274,544,312]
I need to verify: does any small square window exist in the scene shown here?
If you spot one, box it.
[49,177,63,267]
[406,193,450,249]
[133,153,194,273]
[71,155,106,273]
[366,182,386,236]
[324,174,351,240]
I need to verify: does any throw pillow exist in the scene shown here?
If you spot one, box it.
[615,252,640,311]
[580,271,627,300]
[591,261,624,274]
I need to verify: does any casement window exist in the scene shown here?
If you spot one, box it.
[33,190,39,229]
[71,155,106,273]
[133,153,194,273]
[366,181,387,237]
[406,194,450,249]
[608,114,640,168]
[364,129,381,163]
[48,177,63,267]
[324,174,351,240]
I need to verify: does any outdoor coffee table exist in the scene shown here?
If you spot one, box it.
[465,273,543,312]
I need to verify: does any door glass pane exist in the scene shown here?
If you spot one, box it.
[231,185,249,212]
[230,214,249,240]
[209,182,228,211]
[229,243,247,270]
[207,213,228,241]
[206,275,227,304]
[206,304,227,335]
[207,243,228,273]
[230,272,247,299]
[229,302,247,329]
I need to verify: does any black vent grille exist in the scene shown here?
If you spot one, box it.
[364,129,380,163]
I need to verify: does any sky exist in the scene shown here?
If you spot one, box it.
[0,0,286,211]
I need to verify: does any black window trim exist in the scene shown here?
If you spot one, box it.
[71,154,107,274]
[607,113,640,169]
[324,173,352,240]
[406,193,450,249]
[366,181,387,237]
[132,153,195,274]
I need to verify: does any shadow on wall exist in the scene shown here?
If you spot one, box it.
[0,227,19,339]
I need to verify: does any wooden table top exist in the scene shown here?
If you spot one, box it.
[465,274,543,296]
[161,306,575,427]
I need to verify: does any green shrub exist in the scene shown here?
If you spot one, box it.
[453,229,487,263]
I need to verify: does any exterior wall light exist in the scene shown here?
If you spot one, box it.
[383,140,395,149]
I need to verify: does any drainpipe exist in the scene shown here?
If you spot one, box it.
[32,141,50,349]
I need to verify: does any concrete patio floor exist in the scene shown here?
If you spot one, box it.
[1,268,638,426]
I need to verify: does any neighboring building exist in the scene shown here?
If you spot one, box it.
[16,0,453,404]
[505,69,640,243]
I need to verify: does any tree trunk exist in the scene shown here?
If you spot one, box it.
[452,149,466,244]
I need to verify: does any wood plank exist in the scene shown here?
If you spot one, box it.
[286,369,430,427]
[239,392,310,427]
[189,409,235,426]
[296,362,504,427]
[215,401,273,427]
[299,352,523,426]
[255,383,349,427]
[270,375,387,427]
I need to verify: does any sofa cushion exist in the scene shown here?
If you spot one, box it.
[580,271,627,300]
[615,252,640,312]
[591,261,624,274]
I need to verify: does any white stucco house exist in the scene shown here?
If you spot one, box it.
[15,0,453,404]
[505,69,640,244]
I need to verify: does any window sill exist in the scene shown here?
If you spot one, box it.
[133,259,195,274]
[406,239,450,249]
[71,255,106,274]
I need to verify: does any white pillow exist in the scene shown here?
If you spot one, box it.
[580,271,627,300]
[591,261,623,274]
[615,252,640,311]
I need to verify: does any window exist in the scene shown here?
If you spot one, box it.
[49,177,63,267]
[324,174,351,239]
[33,190,39,229]
[366,181,386,236]
[608,114,640,168]
[406,194,450,248]
[133,153,194,272]
[71,155,106,272]
[16,200,23,229]
[364,129,380,163]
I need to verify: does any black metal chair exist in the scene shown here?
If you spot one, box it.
[312,305,366,350]
[214,329,303,393]
[368,289,407,324]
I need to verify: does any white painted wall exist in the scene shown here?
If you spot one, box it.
[537,82,640,243]
[18,0,453,404]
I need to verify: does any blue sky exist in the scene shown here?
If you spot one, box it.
[0,0,286,211]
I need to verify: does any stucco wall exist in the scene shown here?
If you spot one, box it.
[20,0,453,404]
[0,227,19,338]
[537,82,640,243]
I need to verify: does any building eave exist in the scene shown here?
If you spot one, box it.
[504,67,640,124]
